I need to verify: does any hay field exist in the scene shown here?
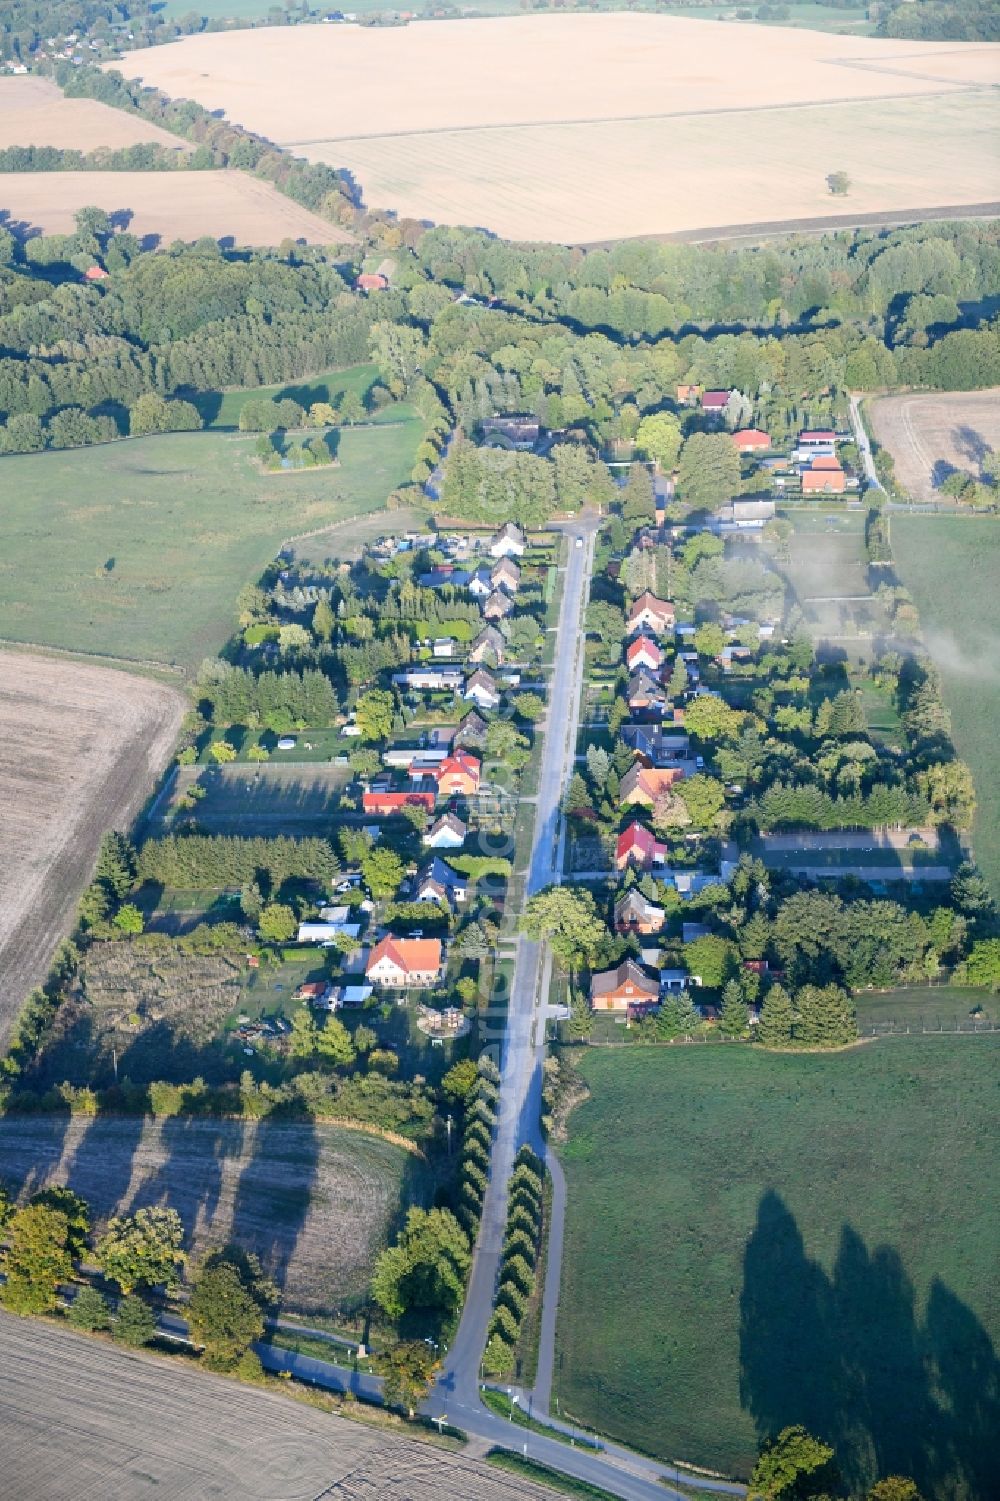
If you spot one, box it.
[870,389,1000,502]
[319,91,999,244]
[0,1116,429,1310]
[117,16,1000,240]
[1,1315,561,1501]
[0,76,188,154]
[0,652,184,1047]
[120,17,996,139]
[0,169,349,246]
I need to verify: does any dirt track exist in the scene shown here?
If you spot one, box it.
[0,1312,560,1500]
[0,651,184,1048]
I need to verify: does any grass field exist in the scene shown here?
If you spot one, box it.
[0,1115,430,1312]
[0,418,423,671]
[0,169,351,247]
[196,363,379,429]
[0,652,184,1046]
[119,18,999,241]
[555,1040,1000,1495]
[891,515,1000,900]
[855,985,996,1028]
[155,761,354,834]
[870,390,1000,503]
[0,76,189,153]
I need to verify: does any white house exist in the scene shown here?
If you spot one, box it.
[423,813,468,849]
[489,521,527,558]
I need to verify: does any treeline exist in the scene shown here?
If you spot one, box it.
[136,834,339,890]
[0,143,190,173]
[483,1146,544,1375]
[59,65,360,229]
[196,665,339,728]
[752,781,929,833]
[876,0,999,39]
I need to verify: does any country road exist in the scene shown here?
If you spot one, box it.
[849,393,882,492]
[428,519,597,1417]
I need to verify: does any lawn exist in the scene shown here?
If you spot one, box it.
[0,417,423,671]
[192,362,380,429]
[855,985,996,1030]
[891,515,1000,901]
[554,1040,1000,1496]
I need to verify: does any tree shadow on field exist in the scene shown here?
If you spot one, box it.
[230,1111,321,1309]
[953,425,991,472]
[739,1191,1000,1499]
[126,1112,245,1255]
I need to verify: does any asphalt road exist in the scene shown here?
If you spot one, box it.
[849,393,883,492]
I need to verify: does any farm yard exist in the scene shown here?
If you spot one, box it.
[869,389,1000,503]
[0,76,189,154]
[0,169,350,247]
[118,18,1000,241]
[0,419,424,670]
[0,652,184,1048]
[0,1116,427,1312]
[891,514,1000,900]
[554,1040,1000,1494]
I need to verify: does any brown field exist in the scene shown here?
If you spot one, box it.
[0,169,351,246]
[0,75,188,154]
[869,389,1000,502]
[117,16,1000,241]
[0,651,184,1048]
[0,1116,428,1311]
[1,1315,558,1501]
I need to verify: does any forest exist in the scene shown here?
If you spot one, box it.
[1,211,999,468]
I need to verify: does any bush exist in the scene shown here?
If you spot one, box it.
[114,1294,156,1347]
[67,1285,111,1332]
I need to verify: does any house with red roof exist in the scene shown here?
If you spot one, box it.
[84,265,109,282]
[733,429,771,453]
[362,790,436,817]
[620,763,685,808]
[799,429,836,447]
[590,958,660,1013]
[435,751,481,797]
[357,272,388,293]
[366,935,443,987]
[802,458,846,494]
[615,821,668,871]
[626,635,663,673]
[701,390,731,414]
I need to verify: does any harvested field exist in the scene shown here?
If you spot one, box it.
[0,75,188,154]
[118,17,1000,241]
[1,1314,561,1500]
[0,1116,430,1311]
[0,169,350,246]
[869,389,1000,502]
[0,652,184,1049]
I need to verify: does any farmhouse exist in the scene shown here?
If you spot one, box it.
[626,635,663,673]
[489,521,527,558]
[465,669,501,711]
[435,751,481,797]
[802,457,846,494]
[362,790,436,816]
[423,812,467,848]
[620,762,685,807]
[614,889,666,935]
[84,264,109,282]
[590,958,660,1013]
[627,592,675,636]
[469,625,506,665]
[480,415,540,450]
[366,935,443,988]
[356,272,388,293]
[616,821,668,871]
[732,428,770,453]
[482,589,514,621]
[490,557,521,594]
